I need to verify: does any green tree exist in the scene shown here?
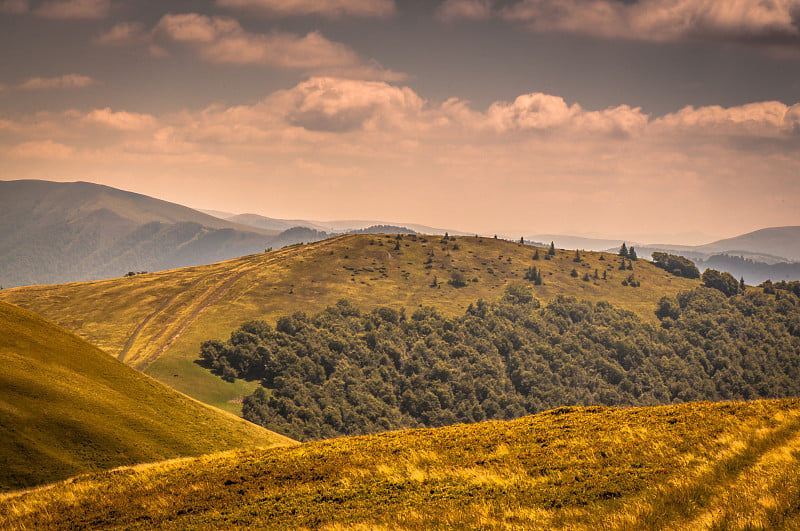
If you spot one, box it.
[629,247,637,260]
[702,269,739,296]
[548,242,555,255]
[573,250,581,263]
[619,243,628,257]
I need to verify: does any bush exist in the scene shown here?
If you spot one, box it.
[651,252,700,279]
[702,268,739,296]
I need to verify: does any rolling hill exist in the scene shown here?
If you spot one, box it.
[0,300,293,492]
[696,226,800,262]
[0,180,279,288]
[2,399,798,528]
[0,234,700,415]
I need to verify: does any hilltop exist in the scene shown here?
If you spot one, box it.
[2,399,798,529]
[696,226,800,262]
[0,300,293,492]
[0,180,280,288]
[0,234,699,415]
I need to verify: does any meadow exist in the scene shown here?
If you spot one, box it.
[1,399,798,529]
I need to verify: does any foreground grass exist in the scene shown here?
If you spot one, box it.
[0,235,698,414]
[2,399,798,529]
[0,301,294,492]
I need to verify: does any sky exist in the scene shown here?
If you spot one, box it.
[1,0,799,244]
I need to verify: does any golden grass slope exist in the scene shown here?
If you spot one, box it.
[0,235,699,414]
[2,399,799,529]
[0,300,294,492]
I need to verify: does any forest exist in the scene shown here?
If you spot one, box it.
[200,280,800,441]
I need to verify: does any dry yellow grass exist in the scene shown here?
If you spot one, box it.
[1,399,798,530]
[0,300,294,492]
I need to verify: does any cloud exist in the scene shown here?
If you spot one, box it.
[215,0,395,18]
[9,140,75,159]
[436,0,493,22]
[0,0,28,14]
[2,81,798,238]
[494,0,800,51]
[18,74,97,90]
[83,108,158,131]
[653,100,800,136]
[35,0,110,19]
[153,13,403,80]
[94,22,148,46]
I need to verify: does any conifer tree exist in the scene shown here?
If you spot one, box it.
[533,249,540,260]
[629,247,638,260]
[548,241,556,255]
[573,250,581,263]
[619,243,628,257]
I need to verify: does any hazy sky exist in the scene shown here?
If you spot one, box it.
[1,0,799,243]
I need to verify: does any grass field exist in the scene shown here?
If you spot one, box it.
[0,235,699,415]
[0,300,294,492]
[2,399,798,529]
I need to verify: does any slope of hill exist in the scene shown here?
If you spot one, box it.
[0,300,293,492]
[0,234,700,416]
[697,226,800,262]
[2,399,798,529]
[0,180,278,288]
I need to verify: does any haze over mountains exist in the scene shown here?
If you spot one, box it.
[1,179,798,288]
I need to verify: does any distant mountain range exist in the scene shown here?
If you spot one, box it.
[0,180,283,288]
[530,227,800,285]
[220,212,457,236]
[0,181,438,288]
[1,179,798,287]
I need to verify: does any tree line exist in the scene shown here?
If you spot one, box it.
[200,282,800,441]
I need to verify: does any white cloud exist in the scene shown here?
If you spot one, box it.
[653,100,800,136]
[153,13,403,80]
[35,0,110,19]
[495,0,800,51]
[94,22,147,46]
[436,0,493,22]
[83,108,158,131]
[18,74,97,90]
[0,0,28,14]
[215,0,395,18]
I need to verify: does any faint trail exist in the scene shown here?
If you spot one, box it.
[119,282,204,361]
[129,236,349,369]
[137,275,244,368]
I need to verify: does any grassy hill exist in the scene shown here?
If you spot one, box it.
[0,180,278,288]
[0,300,293,492]
[2,399,798,529]
[0,234,700,415]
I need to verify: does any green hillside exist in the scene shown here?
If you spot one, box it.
[0,301,294,492]
[2,399,798,529]
[0,234,700,415]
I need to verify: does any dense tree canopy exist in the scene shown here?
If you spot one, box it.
[652,252,701,279]
[200,284,800,441]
